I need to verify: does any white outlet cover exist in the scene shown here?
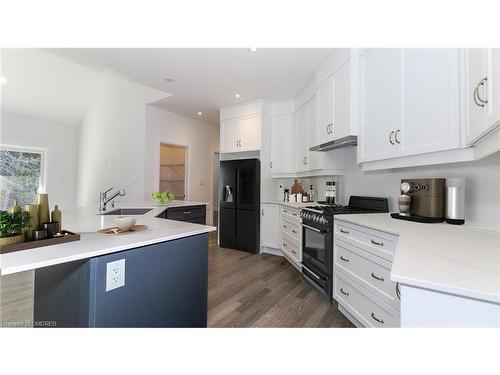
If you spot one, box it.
[106,259,125,292]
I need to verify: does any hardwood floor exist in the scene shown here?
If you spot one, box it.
[207,245,354,328]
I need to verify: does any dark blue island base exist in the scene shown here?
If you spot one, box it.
[34,234,208,327]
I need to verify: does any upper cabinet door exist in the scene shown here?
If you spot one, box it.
[220,118,240,153]
[317,75,334,144]
[359,49,399,162]
[307,96,322,170]
[398,49,461,156]
[239,114,261,152]
[333,61,351,140]
[270,113,294,174]
[294,104,308,172]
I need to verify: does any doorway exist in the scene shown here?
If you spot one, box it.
[159,143,187,200]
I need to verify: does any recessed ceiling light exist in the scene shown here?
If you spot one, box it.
[197,111,203,116]
[235,94,240,98]
[164,78,175,82]
[249,48,258,52]
[0,77,6,85]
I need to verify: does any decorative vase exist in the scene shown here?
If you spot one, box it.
[10,200,22,214]
[0,234,25,248]
[37,193,50,224]
[25,204,39,241]
[51,205,62,233]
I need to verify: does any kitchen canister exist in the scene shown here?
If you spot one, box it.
[445,178,465,225]
[25,204,39,241]
[37,193,50,224]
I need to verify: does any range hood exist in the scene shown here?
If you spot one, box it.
[309,135,358,152]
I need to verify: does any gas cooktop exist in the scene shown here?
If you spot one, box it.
[303,196,389,217]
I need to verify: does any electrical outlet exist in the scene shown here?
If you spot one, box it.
[106,259,125,292]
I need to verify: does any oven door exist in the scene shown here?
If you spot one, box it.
[301,223,332,275]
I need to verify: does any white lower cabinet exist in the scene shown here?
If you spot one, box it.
[280,206,302,269]
[334,218,400,327]
[260,204,281,249]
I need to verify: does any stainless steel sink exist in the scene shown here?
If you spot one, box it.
[102,208,152,215]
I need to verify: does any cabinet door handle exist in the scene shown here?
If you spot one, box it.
[389,131,395,145]
[261,209,264,216]
[270,161,273,168]
[292,229,297,234]
[340,288,349,296]
[371,312,384,324]
[304,157,308,165]
[477,77,488,105]
[283,224,288,228]
[371,239,384,247]
[282,242,287,247]
[340,229,349,234]
[183,211,192,215]
[292,213,297,216]
[395,129,401,144]
[340,255,349,262]
[396,282,401,300]
[292,249,297,255]
[371,272,384,281]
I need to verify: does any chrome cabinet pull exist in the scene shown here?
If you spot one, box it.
[477,77,488,104]
[270,161,273,168]
[282,242,287,247]
[261,209,264,216]
[304,157,308,165]
[389,131,395,145]
[340,255,350,262]
[473,83,483,107]
[371,313,384,324]
[292,230,297,234]
[292,213,297,216]
[183,211,192,215]
[396,282,401,300]
[395,129,401,144]
[371,272,384,281]
[340,229,349,234]
[371,239,384,246]
[283,224,287,228]
[340,288,350,296]
[292,249,297,255]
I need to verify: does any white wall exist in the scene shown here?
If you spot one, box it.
[0,111,78,209]
[76,73,167,206]
[144,106,220,216]
[340,148,500,229]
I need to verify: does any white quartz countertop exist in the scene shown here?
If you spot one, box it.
[0,200,215,276]
[335,213,500,304]
[261,200,313,209]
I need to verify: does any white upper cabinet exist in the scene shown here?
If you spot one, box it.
[294,104,309,172]
[220,101,262,154]
[317,74,334,144]
[466,48,500,145]
[358,49,463,163]
[332,61,351,140]
[398,49,461,156]
[220,118,241,153]
[270,113,294,174]
[239,114,261,152]
[359,49,399,162]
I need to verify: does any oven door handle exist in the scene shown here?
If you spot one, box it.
[301,223,329,234]
[302,265,321,280]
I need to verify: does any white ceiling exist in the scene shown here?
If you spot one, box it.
[48,48,333,125]
[1,49,100,125]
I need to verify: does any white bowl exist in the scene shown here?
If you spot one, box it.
[115,216,137,232]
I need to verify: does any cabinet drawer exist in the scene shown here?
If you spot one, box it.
[335,220,398,261]
[281,218,301,241]
[335,239,399,310]
[166,205,206,221]
[281,206,300,221]
[335,271,400,328]
[281,236,300,263]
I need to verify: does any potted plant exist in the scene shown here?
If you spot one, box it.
[0,210,31,247]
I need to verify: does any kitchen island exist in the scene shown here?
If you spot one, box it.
[0,201,215,327]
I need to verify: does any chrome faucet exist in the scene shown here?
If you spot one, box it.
[99,187,126,211]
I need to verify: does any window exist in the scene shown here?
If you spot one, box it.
[0,145,45,210]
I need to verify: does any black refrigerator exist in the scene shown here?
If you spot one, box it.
[219,159,260,253]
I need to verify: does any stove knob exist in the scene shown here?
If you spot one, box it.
[321,217,327,225]
[314,215,320,223]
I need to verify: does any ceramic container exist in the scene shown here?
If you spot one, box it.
[25,204,39,241]
[34,229,47,241]
[51,205,62,232]
[37,193,50,224]
[115,216,137,232]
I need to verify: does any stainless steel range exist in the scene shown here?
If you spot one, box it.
[300,196,389,300]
